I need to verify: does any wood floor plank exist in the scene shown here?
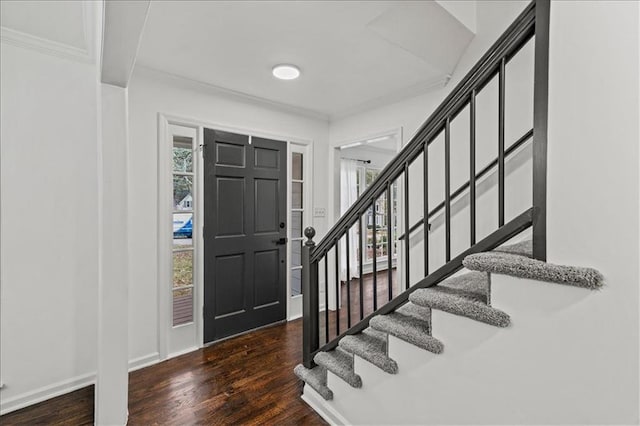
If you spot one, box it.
[0,320,326,426]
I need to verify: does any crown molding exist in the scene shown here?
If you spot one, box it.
[330,75,451,121]
[133,65,331,122]
[133,66,452,124]
[1,26,91,63]
[0,2,95,64]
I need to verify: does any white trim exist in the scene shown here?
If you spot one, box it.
[157,115,171,360]
[135,66,330,122]
[330,127,403,238]
[132,66,448,123]
[301,385,351,426]
[128,352,161,372]
[332,127,403,150]
[288,142,313,320]
[196,125,205,347]
[0,2,95,64]
[159,113,314,148]
[0,373,96,416]
[163,123,200,354]
[288,293,303,321]
[168,346,199,360]
[330,76,451,121]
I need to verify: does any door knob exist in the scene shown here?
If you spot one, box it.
[273,237,288,245]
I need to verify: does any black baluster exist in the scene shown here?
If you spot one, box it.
[386,183,393,301]
[445,118,451,262]
[423,141,429,276]
[358,216,364,320]
[334,242,340,336]
[404,163,410,289]
[372,201,378,311]
[470,90,477,246]
[324,255,329,344]
[498,57,506,227]
[345,229,351,328]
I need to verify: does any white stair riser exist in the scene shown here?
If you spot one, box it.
[302,273,633,425]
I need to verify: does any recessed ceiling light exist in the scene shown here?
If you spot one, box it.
[272,64,300,80]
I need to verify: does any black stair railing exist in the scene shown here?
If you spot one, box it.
[302,0,549,369]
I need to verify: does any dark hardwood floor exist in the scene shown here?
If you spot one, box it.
[0,386,95,426]
[319,269,397,345]
[0,320,326,426]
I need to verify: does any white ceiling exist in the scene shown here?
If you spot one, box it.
[0,0,475,119]
[135,0,475,119]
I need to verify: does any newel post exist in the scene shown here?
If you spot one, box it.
[302,226,319,369]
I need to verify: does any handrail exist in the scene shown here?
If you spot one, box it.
[307,208,536,357]
[310,2,535,263]
[398,128,533,241]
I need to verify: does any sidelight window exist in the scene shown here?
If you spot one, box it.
[290,151,304,296]
[172,136,195,326]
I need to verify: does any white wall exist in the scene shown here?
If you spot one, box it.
[126,68,331,362]
[0,43,100,412]
[546,0,639,421]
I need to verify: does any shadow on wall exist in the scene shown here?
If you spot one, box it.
[409,141,533,260]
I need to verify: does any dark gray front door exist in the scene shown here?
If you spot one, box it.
[203,129,287,343]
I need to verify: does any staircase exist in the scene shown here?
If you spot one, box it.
[294,239,603,423]
[294,1,605,424]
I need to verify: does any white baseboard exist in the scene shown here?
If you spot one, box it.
[128,352,161,372]
[168,346,198,360]
[0,352,163,416]
[300,385,350,426]
[0,372,96,416]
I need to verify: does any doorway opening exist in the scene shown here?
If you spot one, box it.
[328,130,402,325]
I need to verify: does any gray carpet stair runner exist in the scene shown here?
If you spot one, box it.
[293,364,332,400]
[463,243,604,289]
[339,328,398,374]
[294,240,603,401]
[313,347,362,388]
[409,272,511,327]
[370,303,443,353]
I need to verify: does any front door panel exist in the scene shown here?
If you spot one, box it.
[203,129,287,343]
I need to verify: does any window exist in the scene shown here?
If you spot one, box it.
[172,137,195,326]
[291,151,304,296]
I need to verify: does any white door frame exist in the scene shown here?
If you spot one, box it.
[287,142,313,320]
[330,128,403,228]
[157,113,313,360]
